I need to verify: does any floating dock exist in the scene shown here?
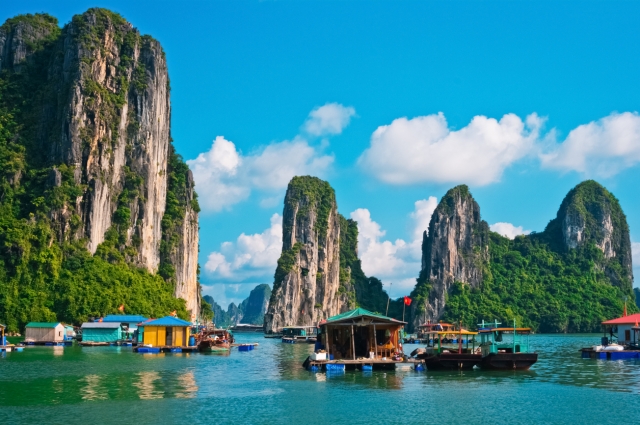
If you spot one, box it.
[305,358,424,371]
[134,345,199,353]
[580,348,640,360]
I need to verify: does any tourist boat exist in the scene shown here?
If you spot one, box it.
[282,326,317,344]
[231,324,263,333]
[197,328,235,353]
[417,321,457,344]
[477,320,537,370]
[414,330,481,370]
[581,313,640,360]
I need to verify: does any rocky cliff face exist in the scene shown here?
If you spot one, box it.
[240,284,271,324]
[546,180,633,289]
[0,10,200,317]
[264,176,350,333]
[413,185,489,327]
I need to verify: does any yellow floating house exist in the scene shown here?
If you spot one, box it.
[136,316,196,353]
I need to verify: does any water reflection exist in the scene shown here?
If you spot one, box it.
[81,374,108,401]
[175,371,198,399]
[133,371,163,400]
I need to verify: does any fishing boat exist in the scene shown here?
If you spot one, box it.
[282,326,317,344]
[477,320,538,370]
[414,330,480,370]
[197,328,234,353]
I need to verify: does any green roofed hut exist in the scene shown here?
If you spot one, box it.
[24,322,70,346]
[304,308,418,371]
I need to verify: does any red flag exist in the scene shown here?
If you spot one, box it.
[404,296,412,306]
[118,304,125,312]
[170,310,177,317]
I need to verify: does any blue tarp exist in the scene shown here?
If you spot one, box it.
[102,315,148,323]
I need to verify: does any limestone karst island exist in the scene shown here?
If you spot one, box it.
[1,4,639,424]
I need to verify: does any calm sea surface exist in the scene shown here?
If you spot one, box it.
[1,333,639,424]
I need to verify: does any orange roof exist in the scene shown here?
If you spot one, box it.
[602,313,640,325]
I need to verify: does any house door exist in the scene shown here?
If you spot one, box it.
[625,330,631,341]
[166,328,173,346]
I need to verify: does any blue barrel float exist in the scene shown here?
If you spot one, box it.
[189,336,196,346]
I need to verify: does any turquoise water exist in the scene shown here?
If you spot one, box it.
[1,334,639,424]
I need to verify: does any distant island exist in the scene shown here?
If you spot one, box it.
[203,284,271,327]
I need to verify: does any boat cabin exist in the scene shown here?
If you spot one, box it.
[601,313,640,346]
[418,322,456,341]
[138,316,192,349]
[478,320,532,356]
[318,308,406,361]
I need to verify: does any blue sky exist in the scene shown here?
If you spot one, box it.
[4,1,640,307]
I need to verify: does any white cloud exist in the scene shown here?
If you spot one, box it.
[490,222,531,239]
[358,112,542,186]
[188,103,355,213]
[540,112,640,178]
[188,137,333,212]
[204,214,283,282]
[303,103,356,136]
[350,198,437,298]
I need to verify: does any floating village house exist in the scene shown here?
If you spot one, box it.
[313,308,406,370]
[602,313,640,345]
[137,316,193,352]
[81,322,123,344]
[102,315,148,340]
[24,322,67,345]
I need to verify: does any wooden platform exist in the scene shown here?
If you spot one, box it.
[305,357,424,371]
[134,345,199,353]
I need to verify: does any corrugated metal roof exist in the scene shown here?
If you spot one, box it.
[325,308,405,324]
[143,316,191,327]
[102,315,148,323]
[25,322,61,328]
[81,322,122,329]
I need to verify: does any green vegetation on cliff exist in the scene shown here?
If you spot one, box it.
[0,11,192,331]
[441,181,634,332]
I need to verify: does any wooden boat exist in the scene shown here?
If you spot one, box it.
[281,326,317,344]
[477,320,537,370]
[415,330,481,370]
[197,328,234,353]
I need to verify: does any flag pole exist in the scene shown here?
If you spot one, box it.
[386,282,392,316]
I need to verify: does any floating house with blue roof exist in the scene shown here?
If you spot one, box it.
[135,316,196,353]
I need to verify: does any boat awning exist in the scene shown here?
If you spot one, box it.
[478,328,532,334]
[602,313,640,326]
[425,330,478,335]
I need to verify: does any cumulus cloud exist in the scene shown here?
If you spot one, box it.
[204,214,283,282]
[303,103,356,136]
[540,112,640,177]
[490,222,531,239]
[188,103,355,213]
[350,198,437,297]
[358,112,542,186]
[188,137,333,212]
